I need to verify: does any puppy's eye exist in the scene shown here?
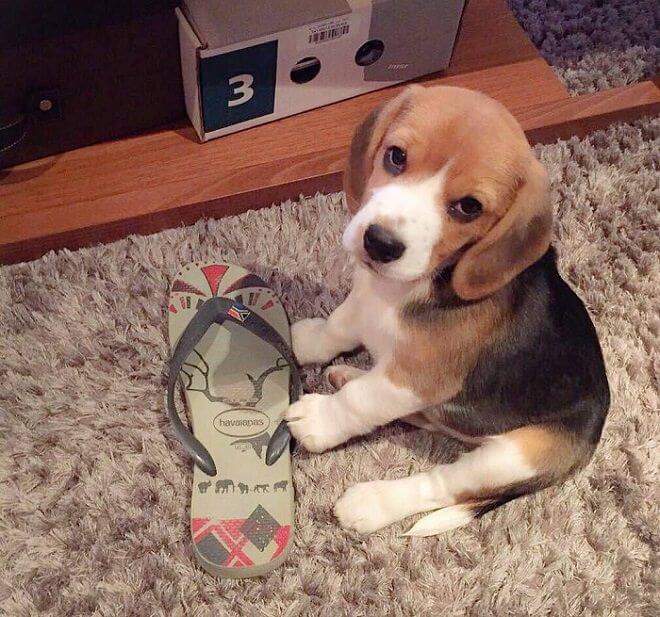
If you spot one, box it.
[449,196,483,222]
[383,146,407,175]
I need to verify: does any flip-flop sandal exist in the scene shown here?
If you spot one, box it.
[166,262,298,578]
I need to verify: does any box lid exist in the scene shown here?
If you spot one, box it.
[182,0,352,48]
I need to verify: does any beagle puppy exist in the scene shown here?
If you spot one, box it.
[285,85,610,535]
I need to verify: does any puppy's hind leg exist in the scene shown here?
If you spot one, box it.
[335,424,590,535]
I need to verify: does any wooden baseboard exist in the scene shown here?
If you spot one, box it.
[522,81,660,143]
[1,0,657,265]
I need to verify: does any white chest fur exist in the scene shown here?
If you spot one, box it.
[349,266,420,363]
[290,264,426,368]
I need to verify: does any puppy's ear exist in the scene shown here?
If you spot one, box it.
[452,156,553,300]
[343,85,421,213]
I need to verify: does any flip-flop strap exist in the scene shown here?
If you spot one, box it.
[168,296,298,476]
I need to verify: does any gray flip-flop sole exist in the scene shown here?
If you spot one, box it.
[168,262,294,578]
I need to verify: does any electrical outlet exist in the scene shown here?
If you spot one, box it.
[30,89,62,120]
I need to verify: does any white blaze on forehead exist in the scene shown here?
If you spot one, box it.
[343,165,450,281]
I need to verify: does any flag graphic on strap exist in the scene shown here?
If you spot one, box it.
[228,304,251,322]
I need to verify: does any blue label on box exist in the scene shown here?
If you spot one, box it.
[200,40,278,132]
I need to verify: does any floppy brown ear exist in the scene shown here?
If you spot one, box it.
[452,156,553,300]
[343,85,421,213]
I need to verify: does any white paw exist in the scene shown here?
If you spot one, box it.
[323,365,366,390]
[334,481,405,534]
[291,318,330,365]
[285,394,340,453]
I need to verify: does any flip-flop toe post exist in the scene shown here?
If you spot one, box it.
[167,262,296,578]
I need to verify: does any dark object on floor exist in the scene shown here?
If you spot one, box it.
[0,1,183,169]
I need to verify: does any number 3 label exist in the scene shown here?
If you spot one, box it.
[200,40,277,131]
[228,74,255,107]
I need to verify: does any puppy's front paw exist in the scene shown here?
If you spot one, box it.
[285,394,340,453]
[334,481,404,534]
[291,318,330,365]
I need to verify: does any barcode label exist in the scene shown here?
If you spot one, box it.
[308,23,350,44]
[296,15,358,51]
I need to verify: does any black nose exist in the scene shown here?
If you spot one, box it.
[363,224,406,263]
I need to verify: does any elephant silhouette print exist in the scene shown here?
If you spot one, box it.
[215,479,235,493]
[253,484,269,493]
[273,480,288,492]
[198,481,212,494]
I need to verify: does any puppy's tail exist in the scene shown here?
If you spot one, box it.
[402,497,515,537]
[401,472,565,536]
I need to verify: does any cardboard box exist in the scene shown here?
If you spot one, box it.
[177,0,466,142]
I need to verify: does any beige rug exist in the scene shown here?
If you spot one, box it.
[1,117,658,616]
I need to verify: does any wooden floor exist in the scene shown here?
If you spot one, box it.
[1,0,658,265]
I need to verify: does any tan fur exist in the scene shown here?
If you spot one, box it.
[345,85,553,298]
[387,290,512,402]
[451,159,552,300]
[509,425,593,478]
[343,85,422,213]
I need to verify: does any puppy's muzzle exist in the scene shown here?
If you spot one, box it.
[363,224,406,263]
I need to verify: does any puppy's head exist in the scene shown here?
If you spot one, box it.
[342,85,552,300]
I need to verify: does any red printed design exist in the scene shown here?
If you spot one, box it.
[172,279,207,296]
[201,265,229,296]
[271,525,291,559]
[191,517,211,534]
[192,517,290,568]
[193,517,254,567]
